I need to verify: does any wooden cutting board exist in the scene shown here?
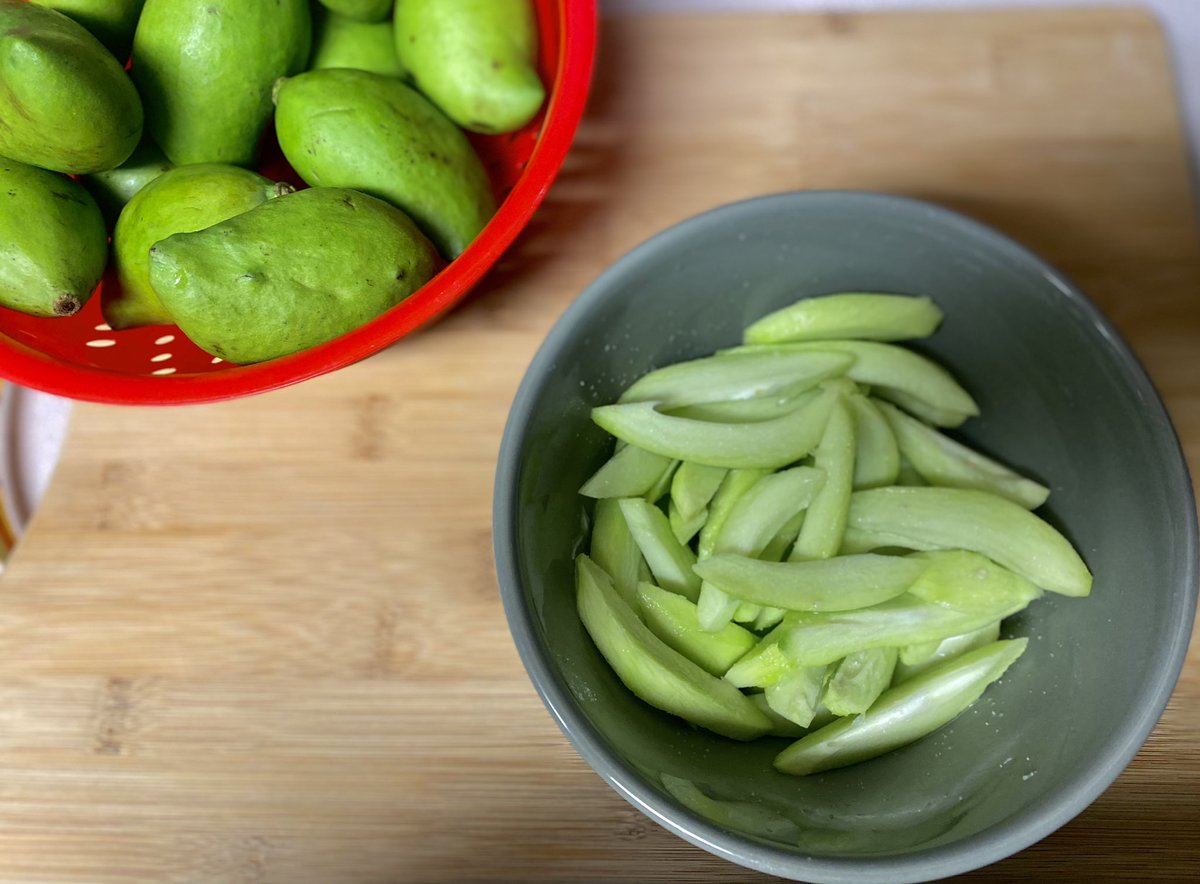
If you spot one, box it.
[3,7,1198,882]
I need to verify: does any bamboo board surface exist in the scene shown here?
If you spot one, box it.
[3,7,1199,882]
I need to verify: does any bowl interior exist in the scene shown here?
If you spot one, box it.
[497,192,1196,881]
[0,0,594,403]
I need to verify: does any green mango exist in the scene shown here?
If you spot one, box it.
[132,0,311,166]
[149,187,438,363]
[106,164,290,330]
[30,0,146,60]
[310,7,402,77]
[0,1,143,173]
[317,0,391,24]
[0,157,106,317]
[275,69,495,258]
[394,0,544,134]
[83,138,173,225]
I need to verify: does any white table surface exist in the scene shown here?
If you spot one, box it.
[17,0,1200,531]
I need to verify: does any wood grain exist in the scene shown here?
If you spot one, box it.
[3,7,1199,882]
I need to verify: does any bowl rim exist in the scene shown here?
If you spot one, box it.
[0,0,598,405]
[492,189,1199,882]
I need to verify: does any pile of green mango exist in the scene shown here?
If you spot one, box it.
[0,0,545,364]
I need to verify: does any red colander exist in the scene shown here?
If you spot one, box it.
[0,0,597,405]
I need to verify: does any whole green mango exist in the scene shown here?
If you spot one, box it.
[394,0,544,134]
[0,0,143,173]
[0,157,107,317]
[275,69,495,258]
[31,0,146,60]
[84,138,173,225]
[149,187,438,363]
[107,164,291,330]
[132,0,311,166]
[310,7,402,77]
[317,0,391,24]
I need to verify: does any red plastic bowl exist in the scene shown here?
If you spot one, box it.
[0,0,596,404]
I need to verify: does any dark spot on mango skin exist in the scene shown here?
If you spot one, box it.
[395,269,406,281]
[53,293,81,316]
[6,190,14,198]
[50,189,86,205]
[341,195,354,209]
[491,59,504,70]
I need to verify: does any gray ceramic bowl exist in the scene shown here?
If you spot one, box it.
[492,191,1197,882]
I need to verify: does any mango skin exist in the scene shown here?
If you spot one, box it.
[84,137,173,225]
[310,7,403,77]
[0,158,106,317]
[107,164,288,330]
[317,0,391,23]
[132,0,311,166]
[275,69,495,259]
[394,0,544,134]
[149,187,438,364]
[0,0,143,173]
[31,0,146,60]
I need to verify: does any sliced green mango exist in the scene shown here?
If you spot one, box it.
[724,624,795,690]
[670,395,812,423]
[744,293,943,345]
[697,469,769,561]
[715,467,825,559]
[668,501,707,546]
[752,606,787,631]
[843,487,1092,596]
[617,498,701,602]
[696,466,824,631]
[620,349,853,409]
[576,555,771,741]
[791,398,855,560]
[760,510,807,563]
[823,647,899,717]
[670,462,727,520]
[748,693,836,737]
[643,459,680,504]
[895,620,1002,685]
[898,639,941,666]
[590,498,645,607]
[775,639,1027,775]
[695,583,743,634]
[725,341,978,427]
[875,399,1049,509]
[847,393,900,489]
[694,554,925,613]
[778,560,1038,667]
[636,582,757,677]
[592,386,837,470]
[765,664,828,728]
[579,445,675,499]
